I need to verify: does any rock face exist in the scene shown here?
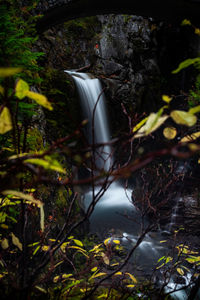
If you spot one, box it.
[37,14,163,134]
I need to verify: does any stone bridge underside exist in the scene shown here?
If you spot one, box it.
[37,0,200,32]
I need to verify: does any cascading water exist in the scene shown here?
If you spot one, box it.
[66,71,112,171]
[66,71,192,299]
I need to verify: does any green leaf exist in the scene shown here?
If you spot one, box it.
[172,58,200,74]
[2,190,43,207]
[0,67,22,77]
[26,91,53,110]
[11,232,22,251]
[24,157,66,174]
[170,110,197,127]
[0,107,12,134]
[15,79,29,100]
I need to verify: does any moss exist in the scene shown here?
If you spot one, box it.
[26,127,45,152]
[64,16,100,40]
[40,68,80,141]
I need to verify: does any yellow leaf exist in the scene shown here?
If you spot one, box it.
[134,113,168,138]
[163,127,177,140]
[125,272,137,283]
[1,238,9,250]
[160,240,167,243]
[62,274,73,279]
[91,267,98,272]
[188,143,199,151]
[53,275,60,283]
[103,238,111,245]
[126,284,135,288]
[73,239,83,247]
[189,105,200,114]
[170,110,197,127]
[181,131,200,142]
[195,28,200,36]
[0,107,12,134]
[0,67,22,77]
[26,91,53,110]
[162,95,172,103]
[24,157,66,174]
[132,117,148,133]
[15,79,29,100]
[2,190,43,207]
[177,268,184,275]
[101,253,110,265]
[42,245,49,251]
[89,272,107,280]
[113,239,120,244]
[113,272,122,276]
[11,232,22,251]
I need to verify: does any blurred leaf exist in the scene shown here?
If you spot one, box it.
[172,58,200,74]
[103,238,111,246]
[42,245,49,251]
[0,67,22,77]
[170,110,197,127]
[101,253,109,265]
[181,131,200,142]
[91,267,98,272]
[189,105,200,114]
[0,107,12,134]
[125,272,137,283]
[135,113,168,138]
[73,239,83,247]
[26,91,53,110]
[1,238,9,250]
[15,79,29,99]
[0,86,4,95]
[163,127,177,139]
[113,239,120,244]
[177,268,184,275]
[132,117,148,133]
[89,272,107,281]
[35,286,47,294]
[2,190,43,207]
[24,157,66,174]
[181,19,191,26]
[162,95,172,103]
[62,274,73,279]
[113,272,122,276]
[11,232,22,251]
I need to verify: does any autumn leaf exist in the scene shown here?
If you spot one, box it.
[0,67,22,77]
[11,232,22,251]
[170,110,197,127]
[0,107,12,134]
[163,127,177,140]
[26,91,53,110]
[15,79,29,99]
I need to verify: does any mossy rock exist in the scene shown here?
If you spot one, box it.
[40,68,80,141]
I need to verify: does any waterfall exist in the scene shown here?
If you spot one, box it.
[65,71,112,171]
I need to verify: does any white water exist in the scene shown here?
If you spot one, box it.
[66,71,190,299]
[66,71,112,171]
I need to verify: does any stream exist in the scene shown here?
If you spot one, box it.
[66,71,197,299]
